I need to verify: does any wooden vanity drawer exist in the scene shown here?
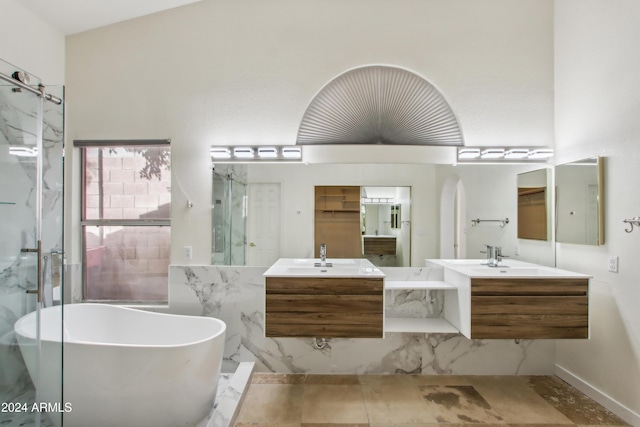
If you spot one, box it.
[471,278,588,296]
[470,278,589,339]
[265,277,384,338]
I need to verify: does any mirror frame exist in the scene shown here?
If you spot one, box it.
[555,156,604,246]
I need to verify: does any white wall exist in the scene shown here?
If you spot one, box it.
[0,0,65,84]
[64,0,554,265]
[247,163,437,265]
[555,1,640,423]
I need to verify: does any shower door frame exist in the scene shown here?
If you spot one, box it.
[0,62,65,427]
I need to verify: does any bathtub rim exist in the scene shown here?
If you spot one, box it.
[14,303,227,349]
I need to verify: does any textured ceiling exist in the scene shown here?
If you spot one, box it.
[296,65,464,146]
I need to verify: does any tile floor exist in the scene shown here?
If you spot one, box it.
[235,374,630,427]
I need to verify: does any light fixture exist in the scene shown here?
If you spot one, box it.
[456,146,553,163]
[9,146,38,157]
[210,148,231,159]
[281,147,302,159]
[210,145,303,162]
[233,147,255,158]
[257,147,279,158]
[504,148,529,159]
[458,148,480,159]
[528,149,554,159]
[480,148,505,159]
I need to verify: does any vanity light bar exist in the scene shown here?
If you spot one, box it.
[210,148,231,159]
[458,148,481,159]
[233,147,255,158]
[281,147,302,158]
[527,149,554,159]
[257,147,278,158]
[480,148,505,159]
[457,147,553,163]
[504,148,529,159]
[210,145,303,162]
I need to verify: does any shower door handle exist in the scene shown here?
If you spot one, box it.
[21,240,42,303]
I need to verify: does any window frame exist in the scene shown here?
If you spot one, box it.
[75,139,171,304]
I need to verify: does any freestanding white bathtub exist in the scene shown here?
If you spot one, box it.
[14,303,226,427]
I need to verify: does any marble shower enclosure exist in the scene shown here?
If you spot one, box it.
[168,265,555,375]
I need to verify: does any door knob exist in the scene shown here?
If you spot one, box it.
[249,242,256,247]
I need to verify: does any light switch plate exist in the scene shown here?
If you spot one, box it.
[184,245,193,260]
[608,255,618,273]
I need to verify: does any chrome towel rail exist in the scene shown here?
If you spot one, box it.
[471,218,509,228]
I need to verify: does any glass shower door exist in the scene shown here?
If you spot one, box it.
[0,59,64,427]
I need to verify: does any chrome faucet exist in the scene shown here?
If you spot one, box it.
[494,246,509,266]
[481,244,509,267]
[320,243,327,264]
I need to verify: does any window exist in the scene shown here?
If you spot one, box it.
[76,140,171,303]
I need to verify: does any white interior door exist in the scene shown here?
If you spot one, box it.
[247,183,281,266]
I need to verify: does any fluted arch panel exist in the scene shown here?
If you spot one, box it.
[296,65,463,146]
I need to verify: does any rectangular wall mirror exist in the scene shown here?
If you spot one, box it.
[517,168,550,241]
[555,156,604,245]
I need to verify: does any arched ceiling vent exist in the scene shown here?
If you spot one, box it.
[296,65,464,146]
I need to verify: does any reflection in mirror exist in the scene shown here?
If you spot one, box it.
[212,164,247,265]
[517,168,550,241]
[361,187,411,267]
[555,157,604,245]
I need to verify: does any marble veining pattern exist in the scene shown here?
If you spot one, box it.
[169,265,555,375]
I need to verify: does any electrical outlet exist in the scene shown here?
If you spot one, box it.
[184,245,193,260]
[608,255,619,273]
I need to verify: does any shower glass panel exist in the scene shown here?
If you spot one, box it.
[0,58,64,427]
[212,166,247,265]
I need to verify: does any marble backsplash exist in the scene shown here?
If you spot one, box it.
[168,265,555,375]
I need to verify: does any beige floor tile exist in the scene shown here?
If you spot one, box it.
[236,424,300,427]
[419,384,506,423]
[362,382,438,424]
[470,376,574,424]
[252,373,306,384]
[301,424,369,427]
[301,384,369,424]
[411,374,477,386]
[305,374,360,385]
[526,376,630,426]
[236,384,304,424]
[358,374,416,385]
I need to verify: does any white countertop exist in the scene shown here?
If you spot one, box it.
[426,259,591,279]
[264,258,385,278]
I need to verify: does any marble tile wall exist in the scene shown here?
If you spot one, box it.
[168,265,556,375]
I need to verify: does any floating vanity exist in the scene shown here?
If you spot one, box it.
[363,235,397,255]
[264,258,385,338]
[426,259,591,339]
[263,257,590,340]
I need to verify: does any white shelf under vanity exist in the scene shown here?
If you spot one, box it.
[384,279,461,334]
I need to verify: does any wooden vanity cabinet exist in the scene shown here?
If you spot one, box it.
[265,276,384,338]
[470,278,589,339]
